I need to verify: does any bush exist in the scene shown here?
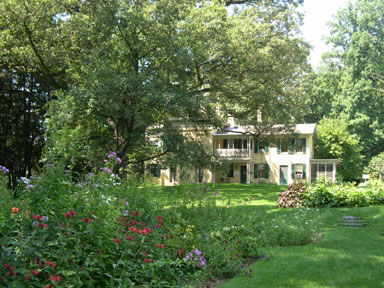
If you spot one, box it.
[299,181,384,208]
[277,182,306,208]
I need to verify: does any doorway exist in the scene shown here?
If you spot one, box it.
[280,165,288,185]
[240,165,247,183]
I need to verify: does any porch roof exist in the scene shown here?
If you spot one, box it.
[310,159,340,164]
[213,123,317,136]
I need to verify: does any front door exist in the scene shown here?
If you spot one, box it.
[280,165,288,185]
[240,165,247,183]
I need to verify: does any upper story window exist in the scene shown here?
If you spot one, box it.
[255,140,269,153]
[221,138,249,150]
[278,138,307,154]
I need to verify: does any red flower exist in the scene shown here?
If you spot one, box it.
[156,243,165,248]
[24,276,31,281]
[156,216,163,222]
[143,259,152,263]
[11,207,19,213]
[132,211,140,217]
[30,270,40,276]
[113,238,121,243]
[163,234,170,239]
[45,261,56,268]
[51,275,61,282]
[125,236,134,241]
[38,223,48,228]
[177,249,183,256]
[43,285,51,288]
[142,251,148,256]
[155,224,162,228]
[32,215,43,220]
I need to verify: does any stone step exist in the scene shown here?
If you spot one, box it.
[338,216,365,228]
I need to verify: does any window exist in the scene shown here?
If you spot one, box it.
[227,164,234,178]
[326,164,333,179]
[295,138,304,153]
[254,164,269,179]
[311,163,335,183]
[223,139,228,149]
[255,140,269,153]
[170,167,177,183]
[278,138,306,154]
[148,164,161,178]
[278,138,289,153]
[291,164,306,179]
[234,139,242,149]
[243,139,247,149]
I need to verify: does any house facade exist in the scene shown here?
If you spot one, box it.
[147,123,339,185]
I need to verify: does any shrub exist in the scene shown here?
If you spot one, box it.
[299,181,384,208]
[277,182,305,208]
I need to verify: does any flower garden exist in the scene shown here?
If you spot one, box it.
[0,156,350,287]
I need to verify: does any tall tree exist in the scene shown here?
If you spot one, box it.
[43,0,310,175]
[323,0,384,160]
[314,118,363,181]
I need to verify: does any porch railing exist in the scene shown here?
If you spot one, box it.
[216,149,250,158]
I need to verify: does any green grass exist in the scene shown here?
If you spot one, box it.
[218,198,384,287]
[149,183,384,287]
[148,183,285,208]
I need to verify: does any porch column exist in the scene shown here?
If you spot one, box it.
[247,161,250,184]
[333,162,336,182]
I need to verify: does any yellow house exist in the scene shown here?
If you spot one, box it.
[147,123,339,185]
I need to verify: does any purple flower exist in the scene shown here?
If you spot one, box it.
[185,253,192,261]
[107,151,117,158]
[26,184,35,189]
[32,221,38,227]
[42,216,49,222]
[194,249,201,256]
[102,168,112,174]
[116,157,122,163]
[0,165,9,173]
[104,159,108,163]
[124,210,129,216]
[125,201,129,206]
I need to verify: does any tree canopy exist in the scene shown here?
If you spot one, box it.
[32,0,309,175]
[300,0,384,166]
[314,118,363,181]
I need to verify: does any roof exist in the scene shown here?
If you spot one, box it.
[213,123,317,136]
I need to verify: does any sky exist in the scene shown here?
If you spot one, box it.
[300,0,351,68]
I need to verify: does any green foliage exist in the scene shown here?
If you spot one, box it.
[367,152,384,178]
[302,0,384,163]
[314,117,363,181]
[300,181,384,208]
[0,165,322,287]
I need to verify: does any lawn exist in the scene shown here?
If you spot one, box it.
[215,189,384,288]
[151,183,384,287]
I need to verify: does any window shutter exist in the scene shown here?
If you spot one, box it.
[291,164,296,179]
[303,164,306,179]
[265,144,269,153]
[289,139,295,154]
[255,141,259,153]
[277,140,281,154]
[302,138,307,154]
[254,164,258,178]
[264,164,269,179]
